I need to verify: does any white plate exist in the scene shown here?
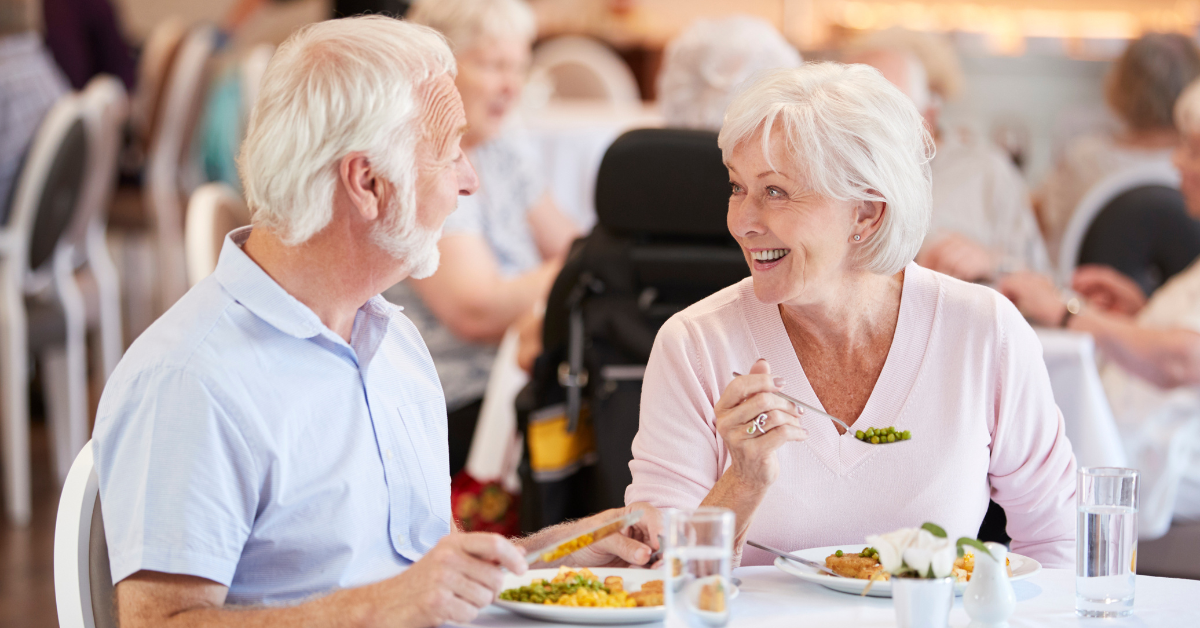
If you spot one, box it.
[773,544,1041,598]
[494,567,739,625]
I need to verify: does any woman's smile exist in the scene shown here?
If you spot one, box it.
[749,247,791,271]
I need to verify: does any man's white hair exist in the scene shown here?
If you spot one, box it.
[719,63,935,276]
[1176,76,1200,136]
[407,0,536,53]
[659,15,802,132]
[238,16,455,246]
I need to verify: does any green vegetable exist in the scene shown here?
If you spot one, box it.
[870,436,880,444]
[855,430,865,439]
[887,434,896,443]
[835,549,844,557]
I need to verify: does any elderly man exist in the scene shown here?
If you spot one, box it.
[846,45,1051,282]
[93,17,656,628]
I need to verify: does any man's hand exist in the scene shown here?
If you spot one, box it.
[1072,265,1146,317]
[998,271,1067,327]
[567,503,664,569]
[364,533,526,628]
[917,234,996,283]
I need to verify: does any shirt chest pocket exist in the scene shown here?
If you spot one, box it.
[391,399,452,525]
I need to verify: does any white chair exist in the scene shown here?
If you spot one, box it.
[1056,162,1180,287]
[530,36,641,106]
[144,24,217,313]
[185,183,249,286]
[54,441,117,628]
[240,43,274,118]
[0,94,91,523]
[74,76,128,381]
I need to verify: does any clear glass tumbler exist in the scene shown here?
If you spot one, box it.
[1076,467,1139,618]
[664,507,735,628]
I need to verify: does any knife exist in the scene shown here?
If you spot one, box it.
[747,540,846,578]
[524,510,644,565]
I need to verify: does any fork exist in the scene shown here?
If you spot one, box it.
[731,371,854,434]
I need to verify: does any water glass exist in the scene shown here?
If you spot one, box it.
[1076,467,1139,618]
[663,507,735,628]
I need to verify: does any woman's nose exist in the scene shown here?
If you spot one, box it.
[728,198,764,239]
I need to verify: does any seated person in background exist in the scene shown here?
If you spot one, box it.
[42,0,137,90]
[657,15,801,132]
[626,63,1076,568]
[94,17,658,628]
[1038,33,1200,263]
[1000,77,1200,541]
[389,0,581,476]
[845,43,1050,282]
[0,0,69,220]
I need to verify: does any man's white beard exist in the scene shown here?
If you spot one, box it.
[371,192,443,280]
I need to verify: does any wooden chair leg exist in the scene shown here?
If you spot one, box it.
[0,260,31,524]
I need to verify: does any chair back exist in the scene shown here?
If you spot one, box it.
[1056,162,1180,286]
[5,94,89,275]
[531,36,640,106]
[72,76,129,258]
[185,183,249,285]
[131,18,187,154]
[240,43,275,118]
[54,441,117,628]
[145,24,217,306]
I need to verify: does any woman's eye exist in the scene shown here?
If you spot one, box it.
[766,187,784,198]
[730,182,743,194]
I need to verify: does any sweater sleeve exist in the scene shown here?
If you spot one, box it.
[989,296,1078,568]
[625,315,723,509]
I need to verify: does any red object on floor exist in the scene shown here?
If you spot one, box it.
[451,472,519,536]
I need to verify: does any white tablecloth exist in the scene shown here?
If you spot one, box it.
[468,566,1200,627]
[1035,328,1128,469]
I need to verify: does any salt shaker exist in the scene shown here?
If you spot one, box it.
[963,542,1016,628]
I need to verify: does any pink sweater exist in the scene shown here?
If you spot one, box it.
[626,264,1077,568]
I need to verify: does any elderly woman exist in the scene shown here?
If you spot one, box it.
[658,15,801,131]
[626,63,1077,568]
[1038,33,1200,263]
[388,0,581,475]
[1001,78,1200,541]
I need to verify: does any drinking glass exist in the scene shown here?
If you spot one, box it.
[1076,467,1139,618]
[663,507,735,628]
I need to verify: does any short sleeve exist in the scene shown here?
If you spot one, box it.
[626,316,723,509]
[93,366,261,587]
[987,298,1078,568]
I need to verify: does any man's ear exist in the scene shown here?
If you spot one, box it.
[339,153,383,221]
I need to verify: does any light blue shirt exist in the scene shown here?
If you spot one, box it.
[93,227,453,605]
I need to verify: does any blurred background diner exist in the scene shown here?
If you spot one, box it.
[10,0,1200,625]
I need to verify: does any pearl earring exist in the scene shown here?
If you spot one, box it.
[853,234,861,241]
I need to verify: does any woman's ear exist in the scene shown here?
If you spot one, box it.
[853,198,887,241]
[339,152,383,221]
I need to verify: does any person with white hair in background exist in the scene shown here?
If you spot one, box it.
[626,63,1076,568]
[391,0,582,477]
[657,15,802,132]
[92,17,658,628]
[845,42,1051,282]
[1001,77,1200,541]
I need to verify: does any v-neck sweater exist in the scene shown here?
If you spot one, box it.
[626,263,1077,568]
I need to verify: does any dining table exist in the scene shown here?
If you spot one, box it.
[467,565,1200,627]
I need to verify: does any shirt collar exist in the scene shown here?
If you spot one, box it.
[213,227,329,339]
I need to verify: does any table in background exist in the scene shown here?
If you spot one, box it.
[518,102,663,232]
[468,565,1200,628]
[1035,327,1128,468]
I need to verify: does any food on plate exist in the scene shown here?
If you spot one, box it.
[499,567,664,607]
[951,551,1013,582]
[540,532,595,563]
[825,547,890,580]
[698,580,727,612]
[853,426,910,444]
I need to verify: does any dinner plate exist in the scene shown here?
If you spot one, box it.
[494,567,739,624]
[773,544,1042,598]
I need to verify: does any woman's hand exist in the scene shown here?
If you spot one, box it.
[714,359,807,491]
[566,502,663,569]
[1072,265,1146,317]
[998,272,1067,327]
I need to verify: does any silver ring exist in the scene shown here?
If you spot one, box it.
[746,413,768,436]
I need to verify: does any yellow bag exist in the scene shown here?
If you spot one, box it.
[527,403,597,482]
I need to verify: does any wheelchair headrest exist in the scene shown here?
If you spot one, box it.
[594,128,731,239]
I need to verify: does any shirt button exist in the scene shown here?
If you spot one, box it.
[385,449,394,460]
[396,533,404,544]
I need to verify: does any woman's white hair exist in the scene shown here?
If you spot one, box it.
[1176,76,1200,136]
[659,15,802,131]
[719,63,934,276]
[407,0,536,53]
[238,16,455,246]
